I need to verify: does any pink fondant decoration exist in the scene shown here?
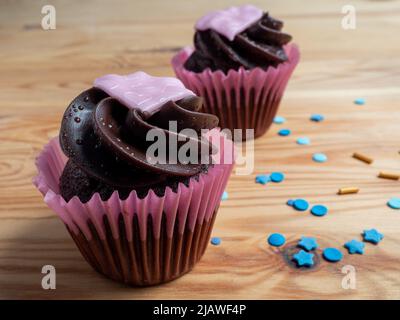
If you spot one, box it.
[93,71,195,118]
[195,4,263,41]
[33,130,235,241]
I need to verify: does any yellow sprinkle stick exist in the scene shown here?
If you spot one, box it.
[338,187,359,195]
[352,152,373,164]
[378,172,400,180]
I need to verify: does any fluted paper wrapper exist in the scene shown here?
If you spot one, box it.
[33,132,234,286]
[172,44,300,139]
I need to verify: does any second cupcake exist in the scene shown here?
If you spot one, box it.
[172,4,300,139]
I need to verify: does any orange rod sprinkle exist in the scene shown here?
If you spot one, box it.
[338,187,359,195]
[352,152,373,164]
[378,172,400,180]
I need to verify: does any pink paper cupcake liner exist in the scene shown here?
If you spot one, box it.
[172,44,300,139]
[33,132,234,286]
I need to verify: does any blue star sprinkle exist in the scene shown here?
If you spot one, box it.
[298,237,319,251]
[255,174,270,185]
[297,137,310,145]
[287,199,294,206]
[273,116,286,124]
[310,204,328,217]
[293,250,314,267]
[363,229,384,244]
[270,172,285,183]
[322,248,343,262]
[313,153,328,163]
[387,197,400,209]
[344,239,365,254]
[354,98,366,105]
[267,233,286,247]
[210,237,221,245]
[293,199,309,211]
[221,191,228,201]
[310,114,324,122]
[278,129,291,136]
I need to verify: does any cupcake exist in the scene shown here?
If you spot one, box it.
[172,4,300,139]
[33,71,234,286]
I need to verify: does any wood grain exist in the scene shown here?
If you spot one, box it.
[1,0,400,299]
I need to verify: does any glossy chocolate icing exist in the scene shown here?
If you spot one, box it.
[184,12,292,73]
[59,87,218,202]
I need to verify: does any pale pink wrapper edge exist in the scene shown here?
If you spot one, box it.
[33,132,235,242]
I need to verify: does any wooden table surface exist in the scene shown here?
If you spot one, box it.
[1,0,400,299]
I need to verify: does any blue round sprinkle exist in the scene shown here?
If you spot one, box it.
[293,199,309,211]
[210,237,221,245]
[387,197,400,209]
[354,98,365,105]
[267,233,286,247]
[270,172,285,183]
[287,199,294,206]
[323,248,343,262]
[297,137,310,145]
[313,153,328,163]
[221,191,228,201]
[311,205,328,217]
[273,116,286,124]
[310,114,324,122]
[278,129,291,136]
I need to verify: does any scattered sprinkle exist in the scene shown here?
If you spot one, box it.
[297,137,310,145]
[344,239,365,254]
[270,172,285,183]
[221,191,228,201]
[293,199,309,211]
[353,152,373,164]
[210,237,221,245]
[387,197,400,209]
[287,199,294,206]
[322,248,343,262]
[267,233,286,247]
[293,250,314,267]
[354,98,366,105]
[310,114,324,122]
[278,129,291,136]
[298,237,318,251]
[273,116,286,124]
[363,229,384,244]
[338,187,359,195]
[255,174,270,185]
[310,205,328,217]
[312,153,328,163]
[378,171,400,180]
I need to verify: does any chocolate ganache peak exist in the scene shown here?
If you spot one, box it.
[184,5,293,73]
[59,73,219,202]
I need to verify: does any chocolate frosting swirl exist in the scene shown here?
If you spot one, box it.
[184,12,292,73]
[59,88,218,201]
